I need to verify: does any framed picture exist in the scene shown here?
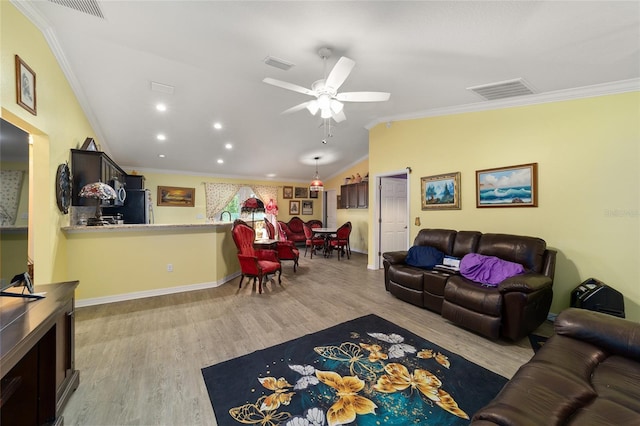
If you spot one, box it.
[421,172,461,210]
[157,186,195,207]
[15,55,37,115]
[295,187,308,198]
[310,190,319,199]
[283,186,293,199]
[476,163,538,208]
[80,137,99,151]
[289,200,300,215]
[302,200,313,215]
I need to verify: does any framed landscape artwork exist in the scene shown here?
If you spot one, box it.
[157,186,195,207]
[295,187,308,198]
[302,200,313,215]
[283,186,293,199]
[476,163,538,208]
[289,200,300,215]
[421,172,461,210]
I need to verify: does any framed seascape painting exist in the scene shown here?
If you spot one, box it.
[157,186,195,207]
[421,172,461,210]
[476,163,538,208]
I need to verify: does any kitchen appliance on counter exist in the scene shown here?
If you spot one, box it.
[103,189,153,224]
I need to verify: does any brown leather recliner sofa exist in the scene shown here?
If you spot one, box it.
[472,308,640,425]
[383,229,556,340]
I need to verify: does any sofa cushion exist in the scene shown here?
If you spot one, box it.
[444,275,502,316]
[388,264,424,291]
[460,253,525,286]
[405,245,444,269]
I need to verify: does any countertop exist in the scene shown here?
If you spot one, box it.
[61,222,233,233]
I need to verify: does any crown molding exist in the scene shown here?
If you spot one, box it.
[366,78,640,130]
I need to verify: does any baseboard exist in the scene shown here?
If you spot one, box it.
[75,271,240,308]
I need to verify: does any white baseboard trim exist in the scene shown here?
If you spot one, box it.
[75,272,241,308]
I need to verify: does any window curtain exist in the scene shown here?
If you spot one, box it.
[204,183,242,221]
[204,183,279,222]
[0,170,24,226]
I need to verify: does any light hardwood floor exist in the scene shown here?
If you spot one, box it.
[64,252,552,425]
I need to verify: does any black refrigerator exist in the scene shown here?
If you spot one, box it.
[104,189,152,224]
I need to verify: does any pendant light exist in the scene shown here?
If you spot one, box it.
[309,156,324,192]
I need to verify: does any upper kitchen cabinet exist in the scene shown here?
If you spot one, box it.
[340,182,368,209]
[70,149,127,206]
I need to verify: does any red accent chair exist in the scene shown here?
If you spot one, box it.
[231,220,281,293]
[303,223,326,258]
[264,219,300,272]
[277,216,306,244]
[329,222,352,260]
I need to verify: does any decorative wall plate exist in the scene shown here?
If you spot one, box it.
[56,163,71,214]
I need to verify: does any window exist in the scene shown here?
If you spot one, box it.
[217,186,265,222]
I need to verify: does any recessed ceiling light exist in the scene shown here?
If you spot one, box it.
[158,154,166,158]
[225,143,233,150]
[213,122,223,130]
[157,134,166,141]
[156,103,167,112]
[266,173,276,178]
[217,159,224,164]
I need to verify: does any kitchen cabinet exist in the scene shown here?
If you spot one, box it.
[340,182,368,209]
[71,149,127,206]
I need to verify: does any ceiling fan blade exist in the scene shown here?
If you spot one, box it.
[325,57,355,92]
[263,77,316,96]
[336,91,391,102]
[332,110,347,123]
[282,101,313,115]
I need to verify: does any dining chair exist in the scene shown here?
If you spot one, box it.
[328,221,352,260]
[231,220,281,293]
[264,219,300,272]
[303,223,325,259]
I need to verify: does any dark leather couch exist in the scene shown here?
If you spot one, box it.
[383,229,556,340]
[472,308,640,425]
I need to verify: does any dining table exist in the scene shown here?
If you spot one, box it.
[311,227,337,257]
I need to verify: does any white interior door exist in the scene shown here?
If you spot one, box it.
[324,189,337,228]
[379,177,408,266]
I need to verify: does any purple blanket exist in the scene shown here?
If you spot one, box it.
[460,253,525,286]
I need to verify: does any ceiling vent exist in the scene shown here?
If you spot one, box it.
[47,0,104,19]
[263,56,295,71]
[150,81,175,95]
[467,78,536,101]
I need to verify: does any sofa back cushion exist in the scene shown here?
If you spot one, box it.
[452,231,482,258]
[288,216,305,233]
[413,229,456,255]
[405,245,444,270]
[477,233,547,272]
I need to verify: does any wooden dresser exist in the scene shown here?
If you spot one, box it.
[1,281,79,426]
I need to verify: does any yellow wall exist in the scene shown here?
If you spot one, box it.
[1,2,97,284]
[324,158,370,253]
[369,93,640,320]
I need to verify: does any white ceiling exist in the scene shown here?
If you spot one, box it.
[14,1,640,182]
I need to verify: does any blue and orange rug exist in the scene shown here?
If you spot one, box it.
[202,314,508,425]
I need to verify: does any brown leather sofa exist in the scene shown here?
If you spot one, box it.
[383,229,556,340]
[472,308,640,425]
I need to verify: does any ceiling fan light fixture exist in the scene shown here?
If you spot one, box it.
[330,99,344,114]
[306,100,319,115]
[317,94,331,110]
[320,108,332,119]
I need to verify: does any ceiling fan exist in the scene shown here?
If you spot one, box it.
[263,47,390,123]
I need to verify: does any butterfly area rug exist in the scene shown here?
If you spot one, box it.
[201,314,507,426]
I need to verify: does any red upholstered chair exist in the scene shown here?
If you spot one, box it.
[231,220,281,293]
[303,223,325,259]
[329,222,352,260]
[264,219,300,272]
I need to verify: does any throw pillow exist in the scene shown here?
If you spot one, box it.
[459,253,525,286]
[405,245,444,270]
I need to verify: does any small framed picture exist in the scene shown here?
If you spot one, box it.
[283,186,293,199]
[295,187,308,198]
[157,186,195,207]
[15,55,37,115]
[476,163,538,208]
[302,200,313,215]
[310,190,319,199]
[289,200,300,215]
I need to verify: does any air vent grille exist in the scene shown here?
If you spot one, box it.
[264,56,294,71]
[48,0,104,19]
[468,78,536,101]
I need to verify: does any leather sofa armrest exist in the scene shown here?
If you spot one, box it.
[555,308,640,360]
[382,251,408,265]
[498,272,552,294]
